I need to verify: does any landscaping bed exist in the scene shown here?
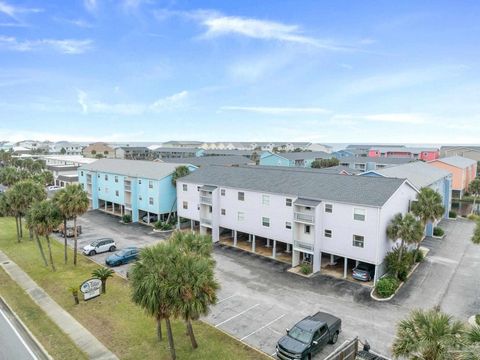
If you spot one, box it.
[0,217,267,360]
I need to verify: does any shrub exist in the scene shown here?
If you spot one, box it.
[376,276,399,298]
[476,314,480,326]
[122,214,132,223]
[154,221,173,231]
[300,262,312,275]
[449,210,457,218]
[414,250,424,263]
[385,246,412,280]
[433,227,444,237]
[467,214,480,222]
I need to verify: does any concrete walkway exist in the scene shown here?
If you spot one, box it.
[0,251,118,360]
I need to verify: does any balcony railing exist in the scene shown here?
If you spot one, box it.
[199,196,212,205]
[124,184,131,191]
[125,202,132,209]
[293,240,314,253]
[294,212,315,224]
[200,218,212,225]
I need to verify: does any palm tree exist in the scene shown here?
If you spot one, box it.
[68,285,80,305]
[0,166,18,186]
[28,200,62,271]
[91,267,114,294]
[59,184,89,266]
[25,208,48,267]
[53,188,74,264]
[166,166,191,224]
[392,307,465,360]
[130,243,177,359]
[168,231,213,258]
[170,252,219,349]
[469,179,480,214]
[387,213,406,278]
[459,325,480,360]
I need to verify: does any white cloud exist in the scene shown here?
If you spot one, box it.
[77,90,189,115]
[0,1,41,25]
[0,36,93,54]
[83,0,97,13]
[220,106,330,115]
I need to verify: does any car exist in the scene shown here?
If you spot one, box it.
[276,312,341,360]
[142,214,158,223]
[105,247,139,267]
[83,238,116,256]
[352,263,375,282]
[47,185,61,191]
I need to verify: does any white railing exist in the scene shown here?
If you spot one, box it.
[294,212,315,224]
[125,202,132,208]
[200,218,212,225]
[199,196,212,205]
[293,240,314,252]
[124,185,131,191]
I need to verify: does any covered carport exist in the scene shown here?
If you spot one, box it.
[320,253,375,286]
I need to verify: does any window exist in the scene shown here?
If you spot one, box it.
[115,190,119,196]
[325,204,333,213]
[81,171,84,176]
[324,229,332,238]
[197,186,200,191]
[262,217,270,227]
[237,212,245,221]
[139,195,142,201]
[221,208,226,215]
[354,208,366,221]
[115,176,118,183]
[353,235,364,248]
[221,189,225,196]
[98,187,101,191]
[304,225,311,234]
[105,174,108,180]
[149,180,153,189]
[209,206,212,213]
[97,174,100,178]
[238,192,245,201]
[149,197,154,205]
[138,179,142,184]
[183,201,188,209]
[285,221,292,229]
[285,198,292,206]
[305,206,311,210]
[262,195,270,205]
[182,184,188,191]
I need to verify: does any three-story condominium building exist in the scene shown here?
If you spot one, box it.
[78,159,195,224]
[176,165,418,283]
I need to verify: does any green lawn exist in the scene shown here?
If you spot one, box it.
[0,217,268,360]
[0,268,88,359]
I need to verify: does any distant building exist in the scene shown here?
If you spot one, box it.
[49,141,85,155]
[428,156,477,198]
[114,146,150,160]
[78,159,196,223]
[152,147,204,159]
[338,156,412,172]
[161,155,255,167]
[203,149,255,158]
[83,142,116,159]
[259,151,332,168]
[361,161,452,235]
[440,146,480,162]
[42,155,97,187]
[368,146,439,161]
[162,141,204,148]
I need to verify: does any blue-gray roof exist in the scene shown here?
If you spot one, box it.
[179,165,411,207]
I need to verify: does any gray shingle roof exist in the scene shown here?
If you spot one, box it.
[203,149,254,156]
[162,155,254,167]
[180,165,410,207]
[269,151,332,161]
[79,159,189,180]
[153,147,200,154]
[366,161,451,189]
[433,156,477,168]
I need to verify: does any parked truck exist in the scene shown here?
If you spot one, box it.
[276,312,341,360]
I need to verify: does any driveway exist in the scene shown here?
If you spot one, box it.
[66,213,480,359]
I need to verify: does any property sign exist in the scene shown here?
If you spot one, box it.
[80,278,102,301]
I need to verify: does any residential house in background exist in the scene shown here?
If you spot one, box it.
[368,146,439,161]
[162,140,204,148]
[338,156,412,172]
[152,147,204,159]
[203,149,255,158]
[428,156,477,198]
[78,159,196,223]
[114,146,150,160]
[176,165,417,283]
[259,151,332,167]
[44,155,97,187]
[49,141,85,155]
[441,146,480,163]
[161,155,255,167]
[83,142,116,158]
[361,161,452,236]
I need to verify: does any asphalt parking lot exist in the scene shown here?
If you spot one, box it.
[63,211,480,359]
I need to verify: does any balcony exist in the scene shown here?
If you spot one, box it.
[124,184,131,192]
[293,240,314,253]
[294,212,315,224]
[200,218,212,226]
[125,202,132,209]
[199,195,212,205]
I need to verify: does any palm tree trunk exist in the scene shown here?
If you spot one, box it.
[395,240,404,279]
[165,318,176,360]
[19,216,23,238]
[45,235,56,271]
[472,195,477,215]
[186,319,198,349]
[166,199,177,224]
[156,315,163,341]
[73,217,78,266]
[29,227,33,241]
[15,216,20,242]
[63,218,68,264]
[101,280,106,294]
[35,233,48,267]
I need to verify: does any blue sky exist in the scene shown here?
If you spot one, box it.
[0,0,479,144]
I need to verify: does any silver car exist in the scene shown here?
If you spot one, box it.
[83,238,116,256]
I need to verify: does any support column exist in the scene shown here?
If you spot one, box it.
[112,203,115,214]
[190,220,194,231]
[286,243,291,253]
[330,254,335,265]
[147,212,150,224]
[344,257,348,279]
[233,230,237,247]
[248,234,252,243]
[355,260,359,267]
[252,235,256,252]
[176,216,180,230]
[313,251,321,273]
[200,226,206,235]
[266,238,271,248]
[292,250,300,267]
[231,229,234,238]
[104,201,107,211]
[272,240,277,259]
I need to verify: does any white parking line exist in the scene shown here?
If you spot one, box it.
[240,314,286,340]
[217,294,236,304]
[215,304,260,328]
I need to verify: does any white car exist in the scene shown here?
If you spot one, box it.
[142,214,158,223]
[47,185,61,191]
[83,238,116,256]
